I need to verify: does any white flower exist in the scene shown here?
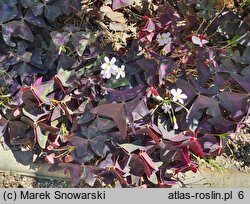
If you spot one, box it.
[170,88,187,104]
[162,103,172,114]
[115,65,126,79]
[101,57,118,79]
[156,32,172,46]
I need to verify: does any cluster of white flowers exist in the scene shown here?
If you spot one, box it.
[156,32,172,46]
[101,57,126,79]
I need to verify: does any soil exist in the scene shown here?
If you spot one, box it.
[221,133,250,173]
[0,171,88,188]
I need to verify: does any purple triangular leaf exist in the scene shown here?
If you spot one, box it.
[2,21,34,47]
[91,103,127,139]
[112,0,136,10]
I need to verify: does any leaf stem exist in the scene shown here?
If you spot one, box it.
[220,33,248,49]
[202,0,226,34]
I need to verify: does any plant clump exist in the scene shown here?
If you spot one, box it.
[0,0,249,187]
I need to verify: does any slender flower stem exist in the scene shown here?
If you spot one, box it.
[195,19,206,34]
[163,99,190,113]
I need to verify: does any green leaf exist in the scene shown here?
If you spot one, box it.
[55,68,72,86]
[227,35,241,48]
[106,77,130,88]
[242,0,250,6]
[32,80,55,104]
[36,126,48,149]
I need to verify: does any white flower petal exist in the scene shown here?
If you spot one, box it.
[191,36,202,45]
[163,32,170,38]
[178,98,184,104]
[172,97,178,102]
[104,56,109,63]
[111,68,118,76]
[101,63,107,69]
[111,64,118,69]
[180,94,187,99]
[110,57,116,64]
[176,88,182,95]
[170,89,177,96]
[156,33,161,39]
[202,39,209,44]
[106,72,112,79]
[158,41,164,46]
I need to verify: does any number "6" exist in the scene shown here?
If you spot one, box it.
[238,191,244,199]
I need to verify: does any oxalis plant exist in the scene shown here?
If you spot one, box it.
[0,0,249,187]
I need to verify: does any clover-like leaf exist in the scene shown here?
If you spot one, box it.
[159,59,178,85]
[83,165,102,187]
[35,125,48,149]
[72,31,91,56]
[44,4,62,21]
[9,121,29,141]
[54,68,75,88]
[24,9,46,28]
[78,101,96,125]
[30,1,44,16]
[106,84,145,103]
[131,127,159,144]
[50,31,70,47]
[217,92,249,120]
[0,0,18,23]
[59,163,82,186]
[90,136,108,157]
[175,79,197,105]
[128,154,145,177]
[198,134,221,156]
[2,21,34,47]
[91,103,127,139]
[119,143,151,154]
[187,95,221,125]
[20,0,34,8]
[230,69,250,93]
[31,80,55,104]
[70,136,88,158]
